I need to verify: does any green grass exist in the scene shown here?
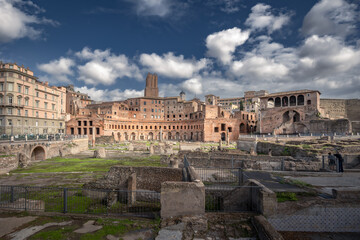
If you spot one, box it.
[29,225,76,240]
[0,154,16,158]
[26,216,160,240]
[279,178,313,188]
[302,144,312,149]
[276,192,298,202]
[281,147,291,156]
[10,155,166,174]
[79,219,138,240]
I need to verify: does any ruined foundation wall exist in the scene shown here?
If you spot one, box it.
[95,135,115,144]
[309,119,351,134]
[85,166,183,192]
[320,99,347,119]
[0,155,17,174]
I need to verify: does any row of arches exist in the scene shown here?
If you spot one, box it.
[115,131,203,141]
[267,95,311,108]
[106,123,203,131]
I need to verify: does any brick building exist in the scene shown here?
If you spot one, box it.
[66,73,256,142]
[259,90,321,134]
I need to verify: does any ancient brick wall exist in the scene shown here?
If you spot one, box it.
[0,155,17,174]
[309,119,351,134]
[319,99,347,119]
[85,166,183,192]
[95,135,115,144]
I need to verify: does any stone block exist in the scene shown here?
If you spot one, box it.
[332,188,360,200]
[161,181,205,219]
[93,147,106,158]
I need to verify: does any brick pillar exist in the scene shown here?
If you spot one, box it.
[127,173,136,205]
[92,127,96,147]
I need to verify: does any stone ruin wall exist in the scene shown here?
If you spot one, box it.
[0,138,88,174]
[85,166,183,192]
[320,99,360,133]
[309,119,351,134]
[319,99,347,119]
[180,151,321,171]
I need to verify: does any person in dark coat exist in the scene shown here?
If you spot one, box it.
[334,151,344,173]
[328,152,336,171]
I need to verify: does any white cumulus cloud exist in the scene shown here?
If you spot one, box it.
[0,0,58,43]
[140,52,210,78]
[301,0,358,38]
[37,57,75,83]
[74,86,144,102]
[76,47,142,86]
[206,27,250,65]
[245,3,291,33]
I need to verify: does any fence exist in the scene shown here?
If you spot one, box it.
[239,132,360,139]
[192,166,262,213]
[0,134,88,143]
[269,207,360,232]
[0,185,160,218]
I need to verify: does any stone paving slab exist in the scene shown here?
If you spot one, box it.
[9,221,72,240]
[74,220,103,233]
[0,216,37,238]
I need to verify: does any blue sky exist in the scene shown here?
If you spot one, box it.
[0,0,359,101]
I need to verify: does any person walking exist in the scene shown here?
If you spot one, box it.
[328,152,336,171]
[334,151,344,173]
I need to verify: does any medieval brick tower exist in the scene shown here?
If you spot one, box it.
[144,73,159,98]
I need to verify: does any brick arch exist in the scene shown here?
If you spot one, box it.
[31,145,46,161]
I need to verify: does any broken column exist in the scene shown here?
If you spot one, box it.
[127,173,136,205]
[149,144,154,155]
[226,129,230,145]
[218,139,222,150]
[92,127,96,147]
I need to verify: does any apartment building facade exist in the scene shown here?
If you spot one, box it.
[0,62,66,135]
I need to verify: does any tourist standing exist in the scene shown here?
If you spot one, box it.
[328,152,336,171]
[334,151,344,173]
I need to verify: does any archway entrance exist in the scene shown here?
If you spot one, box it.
[221,132,226,141]
[31,146,45,161]
[240,123,246,133]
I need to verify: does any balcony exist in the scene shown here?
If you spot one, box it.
[0,102,24,108]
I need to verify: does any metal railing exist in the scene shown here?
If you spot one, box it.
[239,132,360,139]
[269,206,360,232]
[0,185,160,218]
[0,134,88,143]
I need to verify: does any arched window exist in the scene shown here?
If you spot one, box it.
[275,97,281,107]
[297,95,304,105]
[307,100,311,105]
[267,98,274,108]
[290,96,296,106]
[282,97,288,107]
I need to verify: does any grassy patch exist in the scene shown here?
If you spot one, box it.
[276,192,298,202]
[281,147,291,156]
[0,154,16,158]
[24,216,160,240]
[10,156,166,174]
[279,178,313,188]
[29,225,76,240]
[302,144,312,149]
